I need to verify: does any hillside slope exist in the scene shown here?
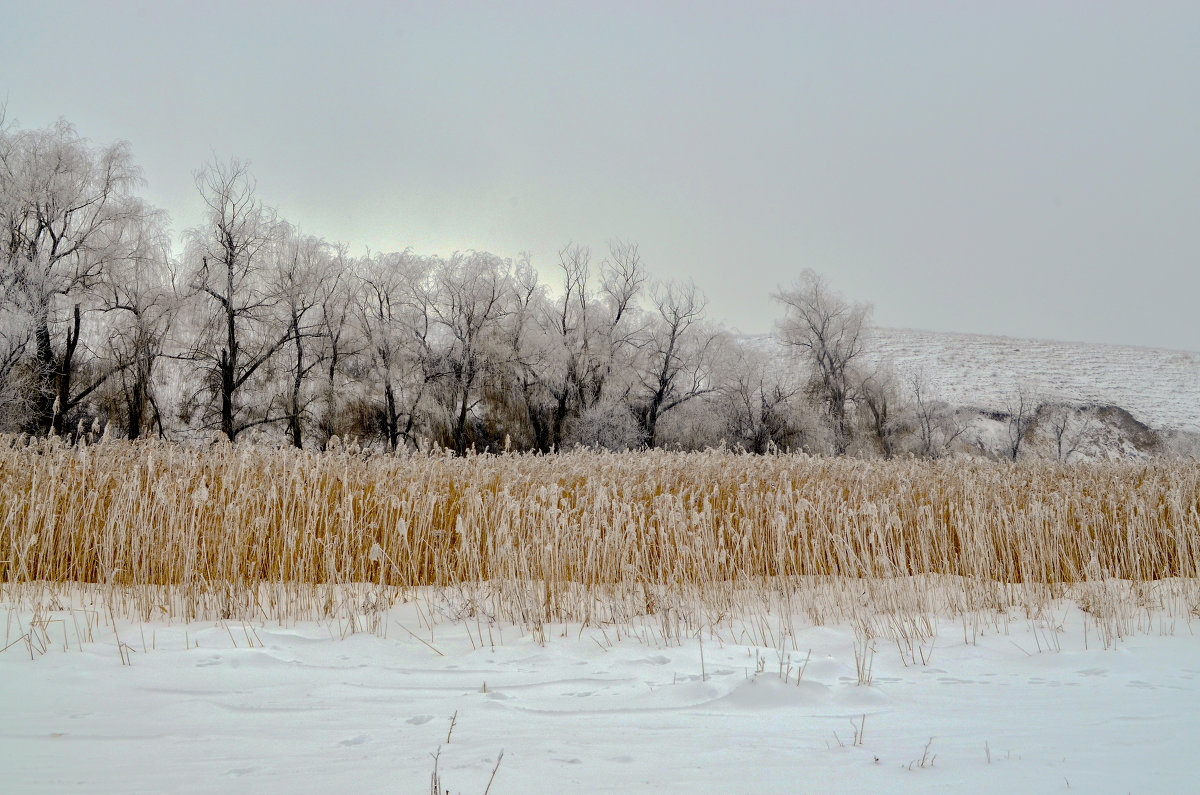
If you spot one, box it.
[869,328,1200,433]
[749,328,1200,435]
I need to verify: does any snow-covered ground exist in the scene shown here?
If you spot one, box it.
[4,597,1200,793]
[749,328,1200,433]
[871,328,1200,433]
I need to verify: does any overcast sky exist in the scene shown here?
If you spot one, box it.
[4,1,1198,349]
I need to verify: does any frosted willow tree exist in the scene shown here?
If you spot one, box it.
[182,159,289,442]
[0,117,149,434]
[856,362,904,457]
[553,241,647,449]
[718,344,803,453]
[498,256,558,451]
[497,242,649,452]
[529,243,591,451]
[94,214,177,439]
[576,241,645,412]
[774,270,871,455]
[357,250,439,452]
[270,225,337,448]
[632,281,721,448]
[0,303,33,429]
[0,111,29,427]
[432,252,514,453]
[910,371,964,459]
[1004,384,1040,461]
[312,244,360,449]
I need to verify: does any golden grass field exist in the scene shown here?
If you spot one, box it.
[3,436,1199,646]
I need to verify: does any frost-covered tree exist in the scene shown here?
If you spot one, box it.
[269,225,337,448]
[495,256,561,451]
[718,344,804,453]
[632,281,721,448]
[576,241,646,413]
[356,250,440,451]
[312,244,361,449]
[910,372,965,459]
[94,214,177,439]
[533,241,649,450]
[1044,402,1095,462]
[1004,384,1040,461]
[491,241,650,452]
[431,252,514,453]
[856,362,906,458]
[774,271,871,455]
[0,303,34,430]
[181,158,289,442]
[0,117,150,434]
[536,244,592,450]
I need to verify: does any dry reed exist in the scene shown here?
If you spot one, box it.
[2,436,1198,640]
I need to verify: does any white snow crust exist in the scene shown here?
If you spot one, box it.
[4,595,1199,793]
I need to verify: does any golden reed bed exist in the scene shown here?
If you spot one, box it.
[2,437,1199,630]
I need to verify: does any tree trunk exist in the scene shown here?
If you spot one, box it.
[319,347,340,448]
[32,319,54,433]
[288,321,304,449]
[550,389,569,451]
[454,387,471,454]
[384,380,399,451]
[221,263,238,442]
[48,304,82,437]
[643,400,661,449]
[220,348,235,441]
[127,368,146,440]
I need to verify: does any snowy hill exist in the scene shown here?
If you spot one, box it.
[749,328,1200,435]
[869,328,1200,434]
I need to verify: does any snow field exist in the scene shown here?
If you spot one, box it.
[4,593,1200,794]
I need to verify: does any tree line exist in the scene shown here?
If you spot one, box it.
[3,115,1031,457]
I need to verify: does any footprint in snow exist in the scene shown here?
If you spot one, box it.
[339,734,368,746]
[406,715,434,725]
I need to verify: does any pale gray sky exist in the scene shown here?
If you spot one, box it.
[4,1,1198,349]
